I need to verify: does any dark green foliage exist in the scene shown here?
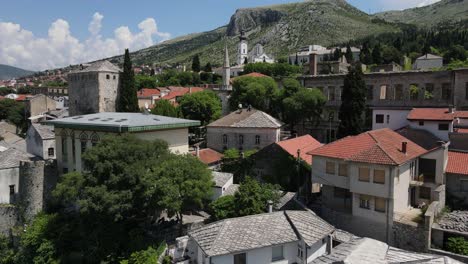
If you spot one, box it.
[179,90,221,126]
[242,63,301,77]
[382,45,403,64]
[229,76,279,113]
[135,75,157,90]
[155,70,205,86]
[0,236,16,264]
[444,45,467,63]
[372,44,383,65]
[209,177,281,221]
[151,99,181,117]
[359,41,373,64]
[117,49,139,112]
[0,99,26,133]
[345,44,353,62]
[337,64,366,138]
[333,48,342,61]
[0,87,14,96]
[120,246,159,264]
[203,62,212,72]
[221,149,257,182]
[446,237,468,256]
[16,86,33,94]
[192,55,201,72]
[282,88,325,130]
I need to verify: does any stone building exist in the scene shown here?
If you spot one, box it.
[25,94,58,119]
[26,123,56,160]
[236,31,274,65]
[445,150,468,208]
[45,112,200,175]
[299,68,468,142]
[206,108,283,152]
[309,128,448,245]
[413,54,443,70]
[68,61,121,116]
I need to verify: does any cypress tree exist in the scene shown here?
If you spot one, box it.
[337,63,366,139]
[372,44,382,65]
[333,48,342,61]
[345,44,353,62]
[204,62,212,72]
[192,55,201,72]
[117,49,139,112]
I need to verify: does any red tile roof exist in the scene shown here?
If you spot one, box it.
[407,108,468,121]
[276,135,322,165]
[308,128,428,165]
[137,88,161,98]
[447,151,468,175]
[242,72,268,78]
[455,128,468,134]
[191,148,224,165]
[162,87,205,100]
[15,94,31,101]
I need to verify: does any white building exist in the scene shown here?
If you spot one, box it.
[211,171,238,200]
[45,112,200,175]
[413,54,443,70]
[309,128,447,242]
[26,123,56,160]
[289,45,360,65]
[206,108,283,152]
[188,210,335,264]
[237,31,274,65]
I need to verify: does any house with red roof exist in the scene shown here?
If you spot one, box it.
[309,128,448,242]
[137,88,162,109]
[190,147,224,169]
[446,151,468,208]
[251,135,322,194]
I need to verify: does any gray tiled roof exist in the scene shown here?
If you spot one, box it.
[74,60,121,73]
[0,143,34,169]
[207,108,283,128]
[189,210,334,257]
[417,54,443,60]
[212,172,233,187]
[32,123,55,140]
[311,238,462,264]
[45,112,200,133]
[223,184,239,196]
[0,132,26,152]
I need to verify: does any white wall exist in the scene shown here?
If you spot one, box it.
[0,168,19,204]
[393,162,412,212]
[306,240,328,263]
[135,128,189,154]
[372,109,410,130]
[209,242,298,264]
[409,120,452,141]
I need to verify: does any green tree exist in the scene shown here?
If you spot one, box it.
[360,42,372,64]
[345,44,353,62]
[446,237,468,256]
[337,64,367,138]
[333,48,342,61]
[117,49,139,112]
[135,75,157,90]
[0,99,26,133]
[229,76,279,113]
[209,195,236,221]
[242,63,301,77]
[382,45,403,64]
[203,62,212,72]
[372,44,383,65]
[234,177,281,217]
[192,55,201,72]
[179,90,221,126]
[151,99,180,117]
[221,149,257,182]
[0,236,16,264]
[282,88,325,130]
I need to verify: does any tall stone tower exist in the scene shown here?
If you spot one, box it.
[68,61,121,116]
[237,30,248,65]
[222,45,231,91]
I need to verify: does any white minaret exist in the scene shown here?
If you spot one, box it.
[222,44,231,90]
[237,30,248,65]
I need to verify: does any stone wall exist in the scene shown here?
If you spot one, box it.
[0,206,18,236]
[391,220,427,252]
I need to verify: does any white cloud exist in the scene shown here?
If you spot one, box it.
[376,0,441,11]
[0,13,171,71]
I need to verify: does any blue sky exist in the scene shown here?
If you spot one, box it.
[0,0,440,70]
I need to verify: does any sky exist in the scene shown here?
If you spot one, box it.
[0,0,441,71]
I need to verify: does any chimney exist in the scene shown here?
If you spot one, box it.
[267,200,273,213]
[402,142,407,154]
[448,105,454,114]
[195,145,200,157]
[189,87,192,94]
[309,53,318,76]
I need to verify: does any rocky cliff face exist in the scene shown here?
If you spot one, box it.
[226,8,285,36]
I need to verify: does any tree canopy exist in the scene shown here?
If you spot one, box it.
[178,90,221,126]
[229,76,278,113]
[117,49,139,112]
[151,99,181,117]
[242,63,301,77]
[192,55,201,72]
[0,99,26,133]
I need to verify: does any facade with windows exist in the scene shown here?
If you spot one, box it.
[309,128,448,242]
[68,61,121,116]
[207,108,283,152]
[446,151,468,207]
[45,112,200,175]
[188,210,334,264]
[26,123,56,160]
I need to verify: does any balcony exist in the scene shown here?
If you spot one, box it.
[410,174,435,186]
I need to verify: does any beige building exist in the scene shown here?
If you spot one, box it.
[26,123,56,160]
[206,108,283,152]
[309,128,447,243]
[68,61,121,116]
[25,94,58,119]
[45,112,200,175]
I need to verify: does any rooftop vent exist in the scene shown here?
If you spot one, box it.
[402,142,408,154]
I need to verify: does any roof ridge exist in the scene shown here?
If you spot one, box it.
[366,131,400,165]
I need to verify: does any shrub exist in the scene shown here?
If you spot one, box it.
[446,237,468,256]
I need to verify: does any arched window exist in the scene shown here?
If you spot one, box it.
[222,134,228,144]
[239,135,244,145]
[106,74,110,79]
[255,135,260,145]
[91,132,100,147]
[79,132,88,153]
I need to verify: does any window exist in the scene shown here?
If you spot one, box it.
[410,84,419,101]
[359,195,371,209]
[9,185,15,195]
[438,123,449,131]
[442,83,451,101]
[234,253,246,264]
[419,187,431,200]
[338,164,348,177]
[328,86,336,101]
[367,85,374,100]
[297,245,303,258]
[419,121,424,126]
[379,85,387,100]
[255,135,260,145]
[386,115,390,124]
[80,141,87,154]
[373,170,385,184]
[359,167,370,182]
[113,75,116,80]
[106,74,110,79]
[222,134,228,144]
[461,180,468,192]
[61,137,67,160]
[239,135,244,145]
[326,161,335,175]
[272,245,284,261]
[334,187,349,198]
[48,148,54,157]
[419,158,436,183]
[395,84,404,100]
[375,197,386,212]
[424,83,434,100]
[376,114,384,124]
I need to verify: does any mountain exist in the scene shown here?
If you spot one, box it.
[110,0,400,67]
[375,0,468,27]
[0,64,34,80]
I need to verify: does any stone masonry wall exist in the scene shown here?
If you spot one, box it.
[0,206,18,236]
